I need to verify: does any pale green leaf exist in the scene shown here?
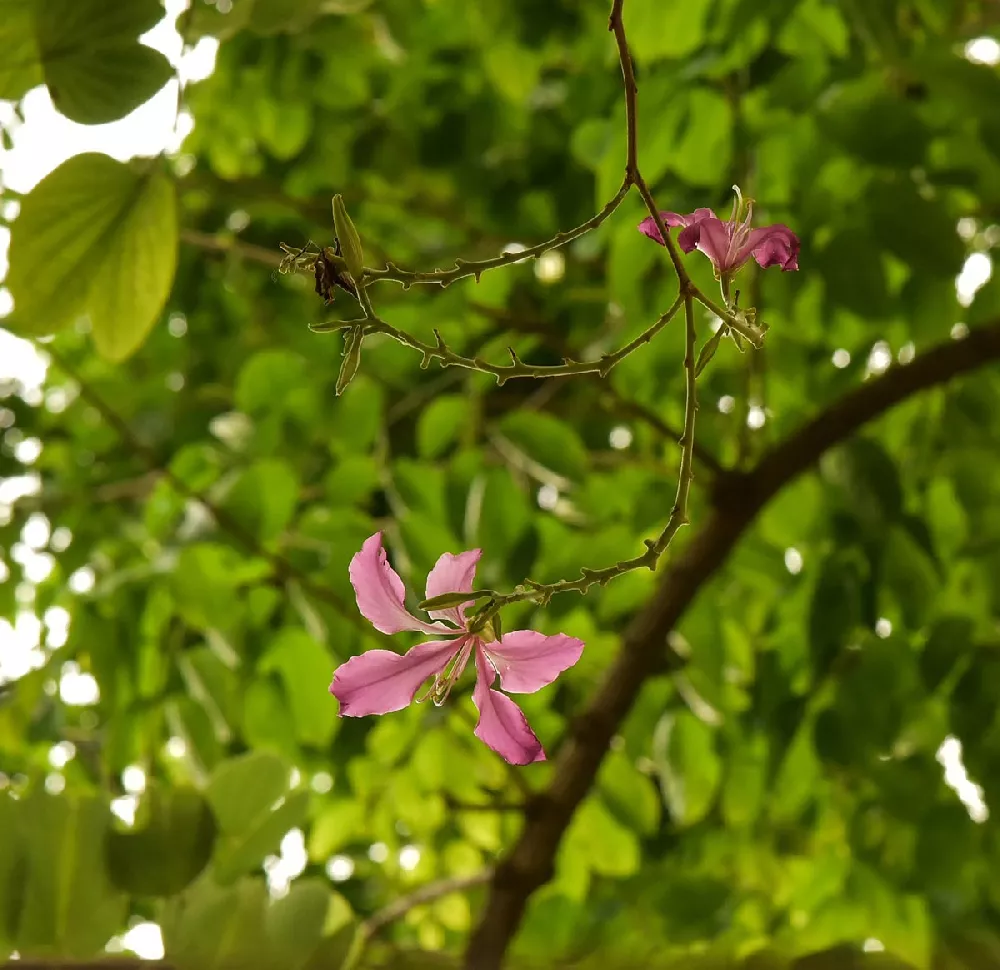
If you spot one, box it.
[5,153,177,361]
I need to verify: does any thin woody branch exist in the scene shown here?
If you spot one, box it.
[359,181,631,289]
[463,320,1000,970]
[312,293,684,385]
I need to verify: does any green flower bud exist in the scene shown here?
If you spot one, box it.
[419,589,496,611]
[332,194,364,282]
[336,326,364,396]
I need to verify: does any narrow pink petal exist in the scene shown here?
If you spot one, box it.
[484,630,584,694]
[330,639,458,716]
[472,648,545,765]
[349,533,445,635]
[692,218,737,273]
[424,548,482,626]
[637,209,715,246]
[746,224,800,271]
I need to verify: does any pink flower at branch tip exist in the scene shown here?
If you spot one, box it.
[638,186,799,278]
[329,532,585,765]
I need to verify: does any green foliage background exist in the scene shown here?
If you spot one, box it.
[2,0,1000,967]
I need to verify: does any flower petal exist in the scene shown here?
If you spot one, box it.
[746,224,800,271]
[485,629,584,694]
[636,209,712,246]
[330,639,458,716]
[472,648,545,765]
[349,533,445,635]
[424,548,482,626]
[692,217,737,273]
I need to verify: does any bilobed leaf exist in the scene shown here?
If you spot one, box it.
[106,785,216,896]
[4,153,178,362]
[0,0,173,124]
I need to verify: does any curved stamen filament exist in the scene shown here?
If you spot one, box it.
[421,638,474,707]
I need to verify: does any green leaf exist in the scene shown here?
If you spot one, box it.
[207,752,309,883]
[259,628,338,747]
[417,394,469,458]
[223,459,300,543]
[822,83,930,168]
[0,795,24,953]
[14,792,125,957]
[721,732,768,828]
[497,411,588,482]
[325,455,381,508]
[0,2,43,102]
[106,786,216,896]
[564,797,641,878]
[881,525,939,629]
[265,879,335,970]
[1,0,173,124]
[170,544,244,631]
[920,614,974,691]
[207,751,290,837]
[235,349,310,416]
[243,679,301,760]
[865,178,965,278]
[770,721,821,823]
[213,788,311,884]
[672,88,733,187]
[821,437,903,527]
[162,876,271,970]
[625,0,712,62]
[4,153,178,361]
[653,711,721,827]
[597,749,661,835]
[809,554,862,678]
[819,229,889,318]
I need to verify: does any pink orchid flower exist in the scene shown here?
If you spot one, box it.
[329,532,585,765]
[638,186,799,278]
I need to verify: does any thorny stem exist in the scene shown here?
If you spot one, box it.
[463,293,699,627]
[607,0,690,290]
[313,293,684,385]
[358,180,630,289]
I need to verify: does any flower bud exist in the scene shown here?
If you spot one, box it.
[335,326,364,396]
[332,194,364,282]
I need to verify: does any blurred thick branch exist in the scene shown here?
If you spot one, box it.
[465,320,1000,968]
